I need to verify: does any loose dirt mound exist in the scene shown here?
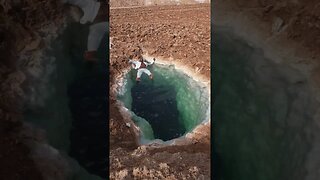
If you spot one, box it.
[109,4,211,179]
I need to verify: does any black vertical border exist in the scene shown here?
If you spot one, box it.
[106,0,110,178]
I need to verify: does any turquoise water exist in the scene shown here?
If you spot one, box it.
[118,64,209,143]
[213,30,317,180]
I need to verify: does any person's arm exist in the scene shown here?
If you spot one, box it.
[129,59,139,69]
[145,58,156,66]
[63,0,100,24]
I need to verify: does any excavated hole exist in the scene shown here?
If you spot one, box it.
[118,64,209,143]
[213,29,318,180]
[25,23,107,179]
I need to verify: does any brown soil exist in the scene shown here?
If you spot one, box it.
[224,0,320,55]
[110,4,211,80]
[110,0,210,7]
[109,4,211,179]
[214,0,320,83]
[0,119,43,180]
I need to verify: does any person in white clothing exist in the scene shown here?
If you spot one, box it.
[129,57,156,82]
[63,0,108,62]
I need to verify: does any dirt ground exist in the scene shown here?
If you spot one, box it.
[109,4,211,81]
[218,0,320,56]
[109,4,211,179]
[110,0,210,7]
[214,0,320,83]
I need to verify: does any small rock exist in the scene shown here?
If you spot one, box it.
[125,123,131,128]
[159,163,169,169]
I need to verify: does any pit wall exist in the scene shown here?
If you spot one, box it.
[21,22,104,180]
[112,53,211,146]
[214,2,320,179]
[2,1,106,179]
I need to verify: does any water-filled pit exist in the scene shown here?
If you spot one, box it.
[118,63,210,143]
[213,29,319,180]
[24,23,107,179]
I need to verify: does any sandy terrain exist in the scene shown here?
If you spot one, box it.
[109,4,211,179]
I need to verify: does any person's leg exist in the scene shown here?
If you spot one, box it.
[84,22,108,61]
[143,69,153,80]
[136,69,143,81]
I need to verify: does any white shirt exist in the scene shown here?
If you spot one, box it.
[79,0,100,24]
[129,59,155,69]
[64,0,100,24]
